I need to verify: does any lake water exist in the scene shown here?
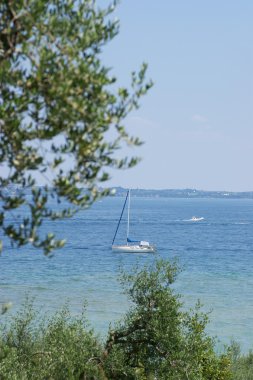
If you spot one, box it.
[1,196,253,352]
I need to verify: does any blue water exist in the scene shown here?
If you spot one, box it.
[1,196,253,352]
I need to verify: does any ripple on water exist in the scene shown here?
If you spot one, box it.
[1,197,253,352]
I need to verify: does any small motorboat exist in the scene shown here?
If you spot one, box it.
[190,216,204,222]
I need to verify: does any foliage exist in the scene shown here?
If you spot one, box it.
[103,259,232,379]
[0,260,232,379]
[230,341,253,380]
[0,300,103,380]
[0,0,152,254]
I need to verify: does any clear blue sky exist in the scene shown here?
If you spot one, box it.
[103,0,253,191]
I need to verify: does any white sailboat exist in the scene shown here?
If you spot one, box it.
[112,190,156,253]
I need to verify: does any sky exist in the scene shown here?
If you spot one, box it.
[102,0,253,191]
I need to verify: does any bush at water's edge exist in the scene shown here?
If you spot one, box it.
[1,260,248,379]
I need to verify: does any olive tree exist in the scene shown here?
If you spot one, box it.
[103,260,232,379]
[0,0,152,254]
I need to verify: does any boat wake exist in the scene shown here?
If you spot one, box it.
[184,216,205,222]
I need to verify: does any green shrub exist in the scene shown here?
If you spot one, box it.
[0,260,233,379]
[230,341,253,380]
[0,301,102,379]
[103,259,232,379]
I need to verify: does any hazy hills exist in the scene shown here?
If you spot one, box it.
[112,187,253,199]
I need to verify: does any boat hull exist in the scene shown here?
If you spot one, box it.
[112,244,156,253]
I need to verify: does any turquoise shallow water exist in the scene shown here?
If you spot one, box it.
[1,196,253,351]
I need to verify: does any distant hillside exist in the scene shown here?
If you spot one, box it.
[111,187,253,199]
[3,185,253,199]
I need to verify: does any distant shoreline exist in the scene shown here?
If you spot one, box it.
[3,185,253,199]
[110,187,253,199]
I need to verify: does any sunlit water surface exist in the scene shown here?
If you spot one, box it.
[1,196,253,352]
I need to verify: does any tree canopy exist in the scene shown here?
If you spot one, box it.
[103,260,232,379]
[0,0,152,254]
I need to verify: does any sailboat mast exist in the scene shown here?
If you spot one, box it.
[111,190,129,246]
[127,189,130,244]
